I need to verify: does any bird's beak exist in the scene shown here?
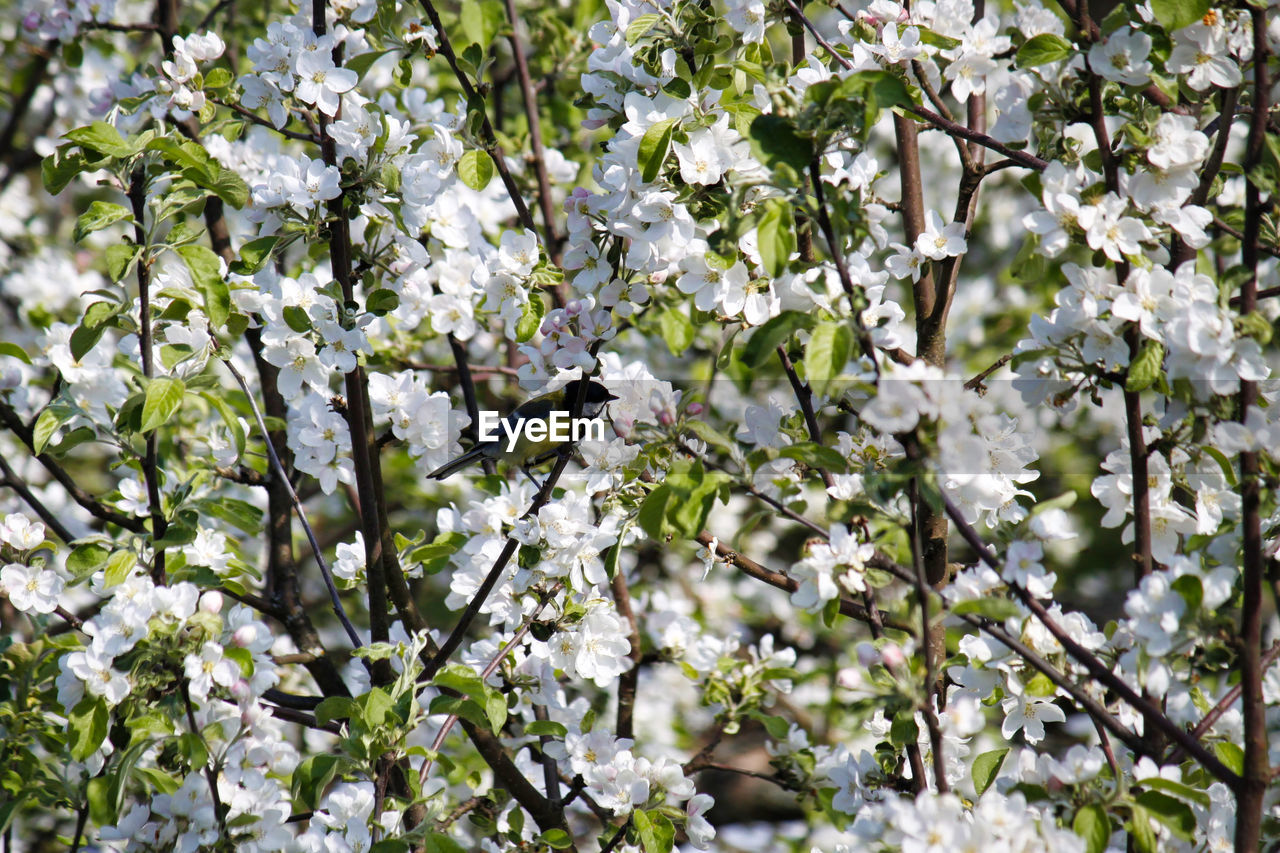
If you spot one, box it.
[605,392,619,402]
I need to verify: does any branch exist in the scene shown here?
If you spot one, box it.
[940,492,1243,788]
[610,570,643,741]
[221,358,362,648]
[776,347,834,489]
[696,532,913,633]
[904,105,1048,171]
[0,453,75,543]
[413,0,538,235]
[501,0,562,261]
[127,164,170,584]
[907,478,947,792]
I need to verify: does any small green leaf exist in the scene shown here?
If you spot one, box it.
[1136,777,1211,808]
[69,697,109,761]
[971,747,1009,797]
[292,753,342,810]
[633,809,676,853]
[1125,340,1164,392]
[515,292,545,342]
[460,0,505,47]
[485,690,507,734]
[741,310,816,367]
[1017,33,1074,67]
[457,149,495,191]
[141,377,186,434]
[203,67,233,89]
[1213,742,1244,775]
[749,114,813,172]
[524,720,568,738]
[889,711,919,746]
[659,307,695,355]
[1150,0,1212,32]
[638,118,677,184]
[755,198,796,278]
[283,305,311,333]
[779,441,848,473]
[178,244,229,328]
[230,235,279,276]
[42,144,89,195]
[803,321,854,396]
[74,201,132,242]
[1073,803,1110,853]
[106,242,138,281]
[539,829,574,850]
[1135,790,1195,841]
[103,550,137,586]
[64,121,132,157]
[625,13,661,44]
[367,288,400,315]
[67,542,111,578]
[32,407,69,455]
[0,341,31,364]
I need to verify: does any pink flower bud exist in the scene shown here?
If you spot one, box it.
[230,679,251,702]
[22,12,41,30]
[566,300,582,315]
[881,643,905,669]
[686,402,704,416]
[658,410,674,426]
[199,591,224,614]
[232,624,258,648]
[836,667,863,689]
[855,642,880,668]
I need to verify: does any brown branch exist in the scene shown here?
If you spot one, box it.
[610,570,643,741]
[128,165,169,584]
[905,105,1048,171]
[0,454,76,543]
[413,0,538,235]
[1233,12,1271,847]
[776,347,834,490]
[940,492,1243,788]
[963,353,1012,394]
[907,478,947,792]
[209,98,320,142]
[1164,642,1280,765]
[502,0,562,262]
[696,532,913,633]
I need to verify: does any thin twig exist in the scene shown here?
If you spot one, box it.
[0,454,76,543]
[221,358,362,648]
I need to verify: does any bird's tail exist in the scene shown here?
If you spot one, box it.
[426,446,486,480]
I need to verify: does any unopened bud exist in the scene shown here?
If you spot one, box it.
[230,679,251,702]
[881,643,905,669]
[232,624,259,648]
[855,642,880,668]
[565,300,583,315]
[658,410,674,426]
[22,12,40,30]
[199,591,224,614]
[836,667,863,690]
[686,402,704,416]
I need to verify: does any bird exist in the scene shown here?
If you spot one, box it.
[426,379,618,486]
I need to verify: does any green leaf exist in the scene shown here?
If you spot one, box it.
[633,809,675,853]
[971,747,1009,797]
[889,711,919,746]
[106,242,138,281]
[0,341,31,364]
[292,753,342,810]
[282,305,311,333]
[69,697,109,761]
[779,442,848,473]
[638,118,677,184]
[1213,742,1243,775]
[1135,790,1195,841]
[74,201,132,242]
[423,834,467,853]
[1073,803,1110,853]
[539,829,574,850]
[315,697,356,727]
[460,0,505,47]
[637,484,673,541]
[456,149,495,191]
[1136,777,1211,808]
[803,321,854,396]
[231,235,279,276]
[1017,33,1074,67]
[1023,672,1057,697]
[659,307,695,356]
[32,407,69,455]
[42,144,89,195]
[749,114,813,172]
[951,597,1023,622]
[64,121,132,157]
[104,549,137,587]
[86,775,115,826]
[367,288,400,315]
[1125,340,1164,392]
[515,292,545,342]
[1150,0,1211,32]
[178,244,229,328]
[626,13,661,43]
[67,542,111,579]
[524,720,568,738]
[203,67,233,89]
[741,310,816,367]
[756,198,795,278]
[344,50,389,77]
[485,690,507,734]
[141,377,186,434]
